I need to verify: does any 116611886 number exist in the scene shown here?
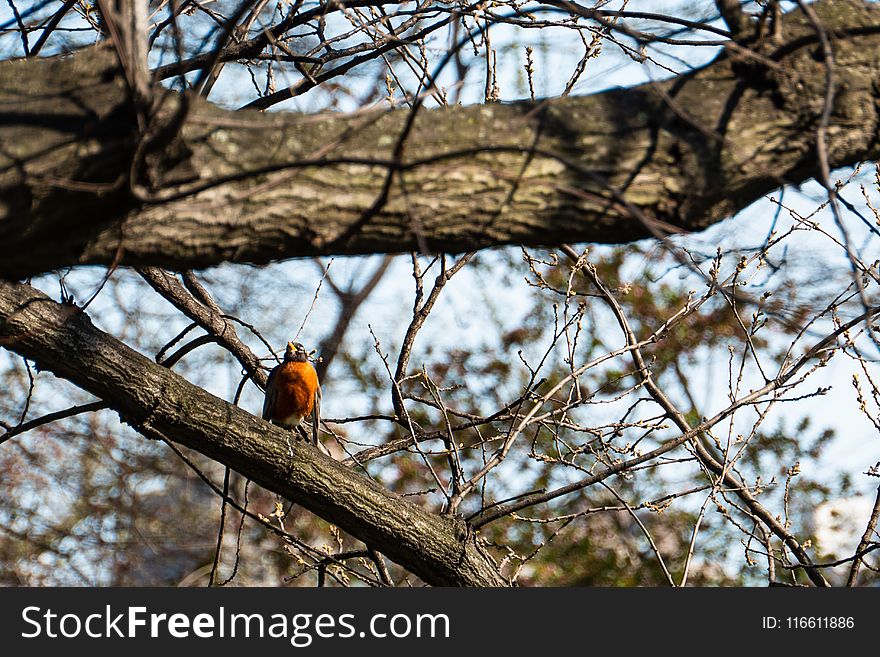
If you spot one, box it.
[786,617,854,629]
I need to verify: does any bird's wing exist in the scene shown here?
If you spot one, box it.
[311,382,321,445]
[262,367,278,420]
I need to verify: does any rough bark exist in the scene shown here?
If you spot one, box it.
[2,0,875,588]
[1,1,879,279]
[0,280,507,587]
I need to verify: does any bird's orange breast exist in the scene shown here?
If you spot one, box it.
[271,360,318,423]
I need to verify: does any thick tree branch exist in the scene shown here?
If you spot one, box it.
[1,1,879,280]
[0,280,507,587]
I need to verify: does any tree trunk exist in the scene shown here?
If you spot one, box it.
[1,0,878,279]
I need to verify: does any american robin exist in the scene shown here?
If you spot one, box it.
[262,341,321,446]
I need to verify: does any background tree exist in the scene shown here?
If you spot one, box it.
[0,0,878,586]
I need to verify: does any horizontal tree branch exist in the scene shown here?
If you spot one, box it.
[0,280,507,587]
[0,400,108,446]
[1,1,878,280]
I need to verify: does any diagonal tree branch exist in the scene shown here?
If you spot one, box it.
[0,280,507,587]
[315,255,394,381]
[138,266,268,387]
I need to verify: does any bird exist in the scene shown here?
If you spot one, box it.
[262,341,321,447]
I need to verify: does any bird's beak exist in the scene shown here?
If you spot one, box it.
[287,341,296,351]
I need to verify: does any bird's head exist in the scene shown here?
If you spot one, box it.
[284,341,310,362]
